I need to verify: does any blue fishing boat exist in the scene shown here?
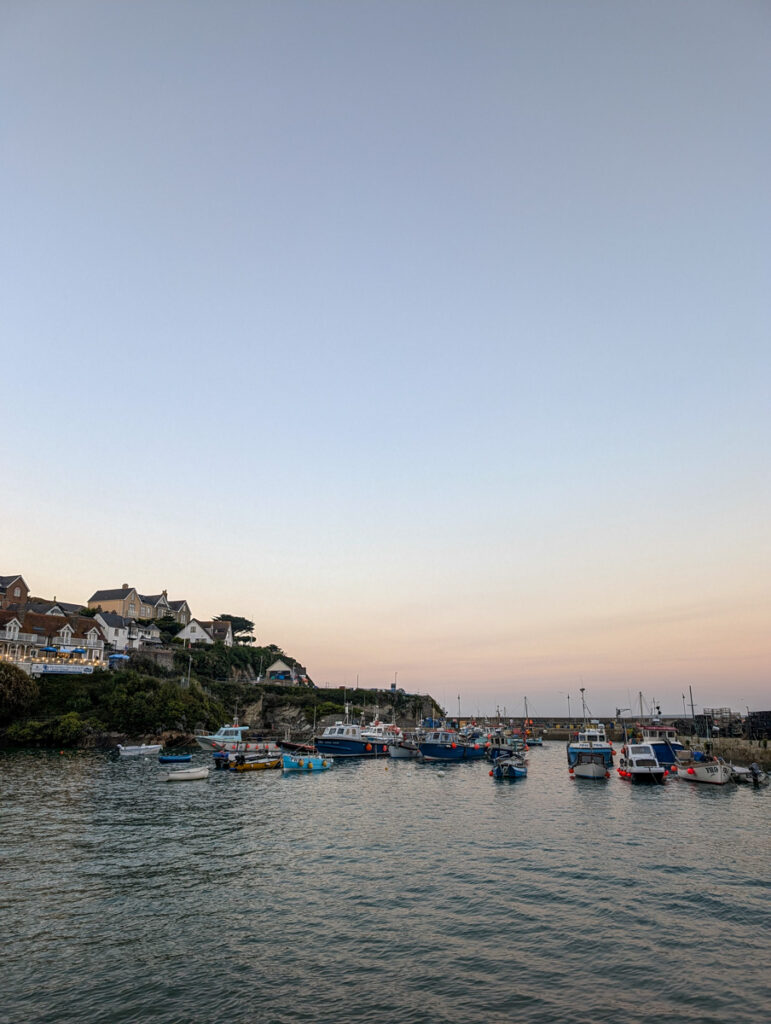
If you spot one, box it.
[282,752,332,772]
[418,728,487,762]
[566,690,614,779]
[638,724,685,767]
[491,752,528,780]
[158,754,193,763]
[485,733,527,761]
[314,705,391,758]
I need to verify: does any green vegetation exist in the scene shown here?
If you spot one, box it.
[1,640,440,748]
[214,613,256,644]
[0,662,39,723]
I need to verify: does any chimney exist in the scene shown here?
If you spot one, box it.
[122,583,129,589]
[162,589,167,597]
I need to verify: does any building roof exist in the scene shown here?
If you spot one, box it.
[89,588,137,602]
[200,620,231,641]
[0,574,24,588]
[0,609,106,641]
[168,599,189,611]
[97,611,130,628]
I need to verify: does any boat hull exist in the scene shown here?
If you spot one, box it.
[387,742,418,759]
[229,757,281,773]
[162,767,209,781]
[572,761,609,779]
[314,738,389,758]
[158,754,192,763]
[418,743,486,762]
[118,744,162,757]
[282,753,331,772]
[618,768,667,785]
[672,761,732,784]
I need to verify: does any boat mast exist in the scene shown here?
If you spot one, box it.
[688,686,699,742]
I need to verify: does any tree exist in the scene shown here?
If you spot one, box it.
[0,662,39,723]
[214,614,255,644]
[154,614,182,644]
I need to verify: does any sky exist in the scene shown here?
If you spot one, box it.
[2,1,769,716]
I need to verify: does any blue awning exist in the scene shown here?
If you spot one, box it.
[42,646,58,652]
[71,648,87,654]
[109,653,130,660]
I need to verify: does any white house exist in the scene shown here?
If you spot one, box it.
[175,619,215,646]
[175,619,234,647]
[95,612,130,651]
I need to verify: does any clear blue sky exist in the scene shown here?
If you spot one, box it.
[2,1,769,715]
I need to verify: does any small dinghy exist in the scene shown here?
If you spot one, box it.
[282,752,332,772]
[158,754,193,763]
[162,766,209,782]
[730,763,769,787]
[118,743,163,757]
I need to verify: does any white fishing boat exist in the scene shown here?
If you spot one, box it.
[117,743,163,757]
[162,765,209,782]
[387,730,422,759]
[671,750,732,785]
[195,718,271,753]
[669,687,732,785]
[617,743,668,785]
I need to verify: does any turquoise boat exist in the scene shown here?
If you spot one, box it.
[282,752,331,773]
[158,754,192,763]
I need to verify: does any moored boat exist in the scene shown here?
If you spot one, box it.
[387,730,422,759]
[491,752,527,780]
[617,743,668,785]
[118,743,163,757]
[485,732,527,761]
[282,752,332,772]
[730,763,770,787]
[158,754,192,763]
[567,691,614,779]
[314,705,391,758]
[418,728,487,762]
[162,766,209,782]
[639,724,685,767]
[196,717,280,754]
[670,750,732,785]
[224,753,281,773]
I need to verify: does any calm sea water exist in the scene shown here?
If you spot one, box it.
[2,743,769,1024]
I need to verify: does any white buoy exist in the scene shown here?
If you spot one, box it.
[437,770,446,777]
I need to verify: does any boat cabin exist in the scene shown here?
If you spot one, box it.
[641,725,679,743]
[321,723,361,738]
[575,722,608,745]
[211,725,250,742]
[625,744,660,768]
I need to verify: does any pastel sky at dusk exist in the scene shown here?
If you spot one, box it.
[2,1,769,716]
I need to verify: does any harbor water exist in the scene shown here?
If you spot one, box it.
[2,743,769,1024]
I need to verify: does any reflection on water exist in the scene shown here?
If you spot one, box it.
[2,745,769,1024]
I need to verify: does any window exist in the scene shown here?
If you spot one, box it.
[13,587,20,597]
